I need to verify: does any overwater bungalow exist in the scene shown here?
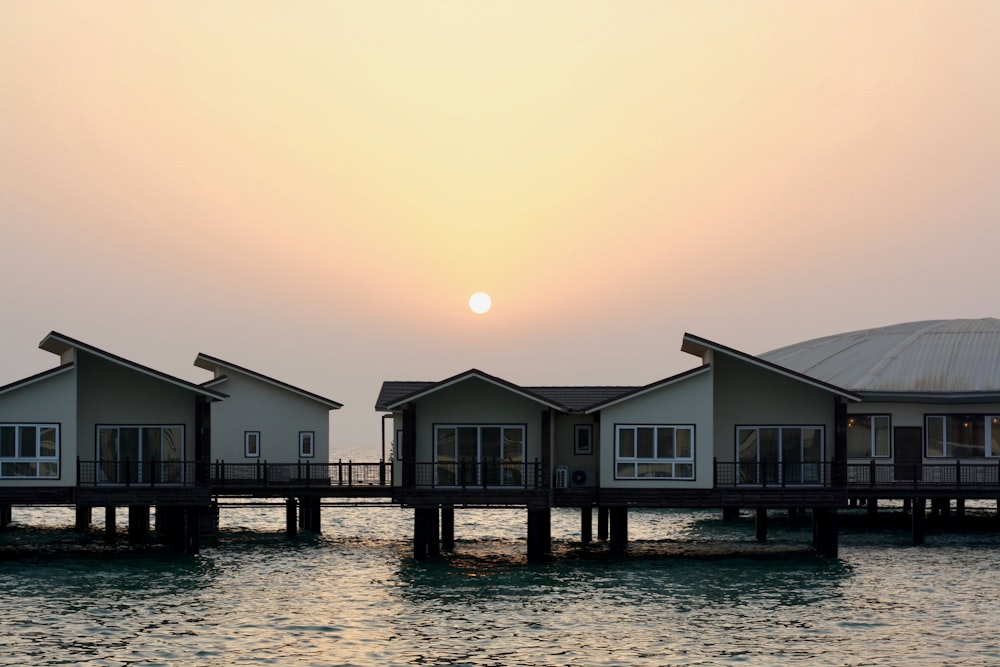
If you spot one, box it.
[0,332,225,550]
[379,319,1000,560]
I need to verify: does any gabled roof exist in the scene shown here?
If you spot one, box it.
[39,332,227,401]
[681,332,861,402]
[583,366,712,413]
[760,318,1000,396]
[0,362,75,397]
[194,353,342,409]
[378,369,570,412]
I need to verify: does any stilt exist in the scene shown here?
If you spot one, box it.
[298,496,308,530]
[306,497,322,533]
[105,506,117,543]
[867,498,878,516]
[609,507,628,555]
[822,509,839,558]
[184,507,201,555]
[286,497,297,539]
[956,498,965,518]
[581,507,593,544]
[722,506,740,522]
[912,498,926,545]
[427,507,440,557]
[526,508,550,563]
[755,508,768,542]
[128,505,150,544]
[597,506,609,541]
[0,503,11,530]
[413,508,429,560]
[75,504,92,532]
[787,507,800,524]
[941,499,951,518]
[903,498,911,513]
[812,507,824,550]
[441,507,455,551]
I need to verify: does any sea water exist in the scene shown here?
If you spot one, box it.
[2,504,1000,666]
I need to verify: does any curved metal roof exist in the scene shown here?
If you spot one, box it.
[760,319,1000,394]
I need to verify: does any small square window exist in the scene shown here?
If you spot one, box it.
[299,431,315,458]
[245,431,260,458]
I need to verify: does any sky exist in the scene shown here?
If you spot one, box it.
[2,2,998,456]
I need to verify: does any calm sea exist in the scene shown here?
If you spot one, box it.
[2,502,1000,666]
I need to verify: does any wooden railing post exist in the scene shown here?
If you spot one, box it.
[348,461,353,486]
[956,459,961,489]
[379,458,386,486]
[338,459,343,486]
[870,459,876,488]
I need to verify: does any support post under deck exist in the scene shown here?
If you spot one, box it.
[597,506,609,541]
[286,497,297,539]
[609,507,628,555]
[755,508,768,543]
[441,507,455,551]
[581,507,593,544]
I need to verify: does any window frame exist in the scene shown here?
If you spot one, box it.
[94,424,184,484]
[0,423,60,480]
[735,424,825,485]
[574,424,594,455]
[245,431,261,458]
[925,414,1000,458]
[846,414,892,458]
[614,424,695,481]
[432,423,527,487]
[298,431,315,459]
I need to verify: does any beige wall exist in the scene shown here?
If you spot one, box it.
[597,370,714,489]
[410,379,548,463]
[75,352,198,461]
[0,368,78,486]
[209,371,331,462]
[711,353,838,462]
[552,412,600,484]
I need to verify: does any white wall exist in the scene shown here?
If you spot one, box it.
[0,368,77,487]
[208,371,332,462]
[597,370,714,489]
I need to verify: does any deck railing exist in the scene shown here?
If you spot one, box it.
[211,460,392,487]
[714,460,835,488]
[412,460,543,489]
[77,459,198,486]
[845,460,1000,488]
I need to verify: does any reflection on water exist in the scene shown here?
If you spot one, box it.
[2,506,1000,666]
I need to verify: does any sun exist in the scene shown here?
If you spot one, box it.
[468,292,492,314]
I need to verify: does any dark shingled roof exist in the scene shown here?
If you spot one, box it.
[525,386,639,412]
[375,381,435,411]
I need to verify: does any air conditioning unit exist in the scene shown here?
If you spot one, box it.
[570,468,595,487]
[554,465,569,489]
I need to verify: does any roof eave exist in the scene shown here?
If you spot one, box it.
[682,332,862,402]
[39,332,227,401]
[194,352,343,409]
[385,370,569,412]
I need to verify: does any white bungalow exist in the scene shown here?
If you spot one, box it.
[194,353,342,464]
[761,318,1000,483]
[0,332,224,495]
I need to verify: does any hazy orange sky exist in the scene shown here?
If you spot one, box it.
[2,2,998,454]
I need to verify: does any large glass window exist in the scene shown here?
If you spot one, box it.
[433,425,525,486]
[0,424,59,479]
[736,426,824,484]
[847,415,891,458]
[615,425,694,480]
[926,415,1000,458]
[97,425,183,483]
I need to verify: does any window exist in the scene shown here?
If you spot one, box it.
[615,425,694,480]
[395,429,403,461]
[0,424,59,479]
[299,431,315,458]
[574,424,593,455]
[846,415,891,458]
[926,415,1000,458]
[245,431,260,458]
[433,425,525,486]
[736,426,824,484]
[96,425,183,483]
